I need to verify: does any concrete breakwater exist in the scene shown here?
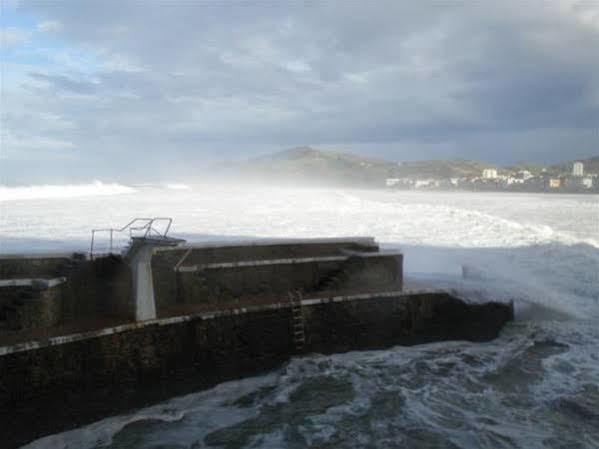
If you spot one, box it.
[0,236,513,448]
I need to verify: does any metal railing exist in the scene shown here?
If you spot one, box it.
[90,217,173,258]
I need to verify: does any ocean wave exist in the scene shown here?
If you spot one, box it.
[164,183,192,190]
[0,181,136,201]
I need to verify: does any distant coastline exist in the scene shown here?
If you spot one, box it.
[217,146,599,194]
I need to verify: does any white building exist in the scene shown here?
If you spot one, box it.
[518,170,533,180]
[415,179,437,189]
[482,168,498,179]
[385,178,400,187]
[573,162,584,177]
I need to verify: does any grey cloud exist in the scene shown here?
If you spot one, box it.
[2,0,598,182]
[28,72,98,94]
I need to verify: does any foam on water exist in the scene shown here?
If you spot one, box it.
[21,322,599,449]
[0,181,136,202]
[4,185,598,448]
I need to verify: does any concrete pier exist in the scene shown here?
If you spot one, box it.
[0,290,513,448]
[0,236,514,448]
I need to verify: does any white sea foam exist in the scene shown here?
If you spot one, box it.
[0,181,135,201]
[164,183,192,190]
[5,185,599,448]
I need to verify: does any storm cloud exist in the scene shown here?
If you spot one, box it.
[1,0,598,183]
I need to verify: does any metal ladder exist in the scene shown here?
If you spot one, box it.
[288,290,306,352]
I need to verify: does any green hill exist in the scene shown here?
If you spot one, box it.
[223,146,498,187]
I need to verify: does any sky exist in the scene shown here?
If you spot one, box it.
[1,0,598,184]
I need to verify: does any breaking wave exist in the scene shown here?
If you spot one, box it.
[0,181,136,201]
[164,183,192,190]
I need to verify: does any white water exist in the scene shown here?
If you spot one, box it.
[0,181,136,201]
[2,183,598,448]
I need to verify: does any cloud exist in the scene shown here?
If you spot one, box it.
[1,0,598,182]
[0,27,30,47]
[37,20,63,33]
[28,72,98,94]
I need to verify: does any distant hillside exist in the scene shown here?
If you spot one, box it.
[222,146,497,187]
[551,156,599,175]
[392,159,501,179]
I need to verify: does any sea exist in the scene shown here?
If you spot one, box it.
[1,182,598,449]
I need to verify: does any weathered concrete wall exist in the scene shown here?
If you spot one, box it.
[155,238,378,267]
[303,292,513,352]
[1,241,400,331]
[0,255,77,279]
[174,254,402,307]
[0,292,513,448]
[151,239,380,310]
[67,255,133,321]
[316,254,403,294]
[153,251,402,313]
[0,285,62,331]
[0,256,133,332]
[176,257,345,306]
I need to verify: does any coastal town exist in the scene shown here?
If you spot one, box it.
[385,161,598,193]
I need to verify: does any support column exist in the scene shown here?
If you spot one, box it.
[128,244,157,321]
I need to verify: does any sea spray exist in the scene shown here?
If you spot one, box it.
[0,181,136,201]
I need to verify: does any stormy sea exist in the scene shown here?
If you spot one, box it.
[1,183,598,449]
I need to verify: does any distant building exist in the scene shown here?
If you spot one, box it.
[385,178,400,187]
[415,179,437,189]
[517,170,533,180]
[482,168,498,179]
[573,162,584,177]
[549,178,561,188]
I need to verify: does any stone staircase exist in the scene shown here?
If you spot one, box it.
[315,255,365,293]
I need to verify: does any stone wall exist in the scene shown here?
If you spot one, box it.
[60,255,133,321]
[155,239,378,267]
[176,258,344,306]
[151,239,380,311]
[153,251,402,313]
[0,255,77,279]
[0,292,513,448]
[0,285,62,331]
[304,292,513,353]
[0,255,133,332]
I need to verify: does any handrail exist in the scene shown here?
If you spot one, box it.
[90,217,174,258]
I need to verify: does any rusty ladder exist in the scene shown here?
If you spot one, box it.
[288,290,305,352]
